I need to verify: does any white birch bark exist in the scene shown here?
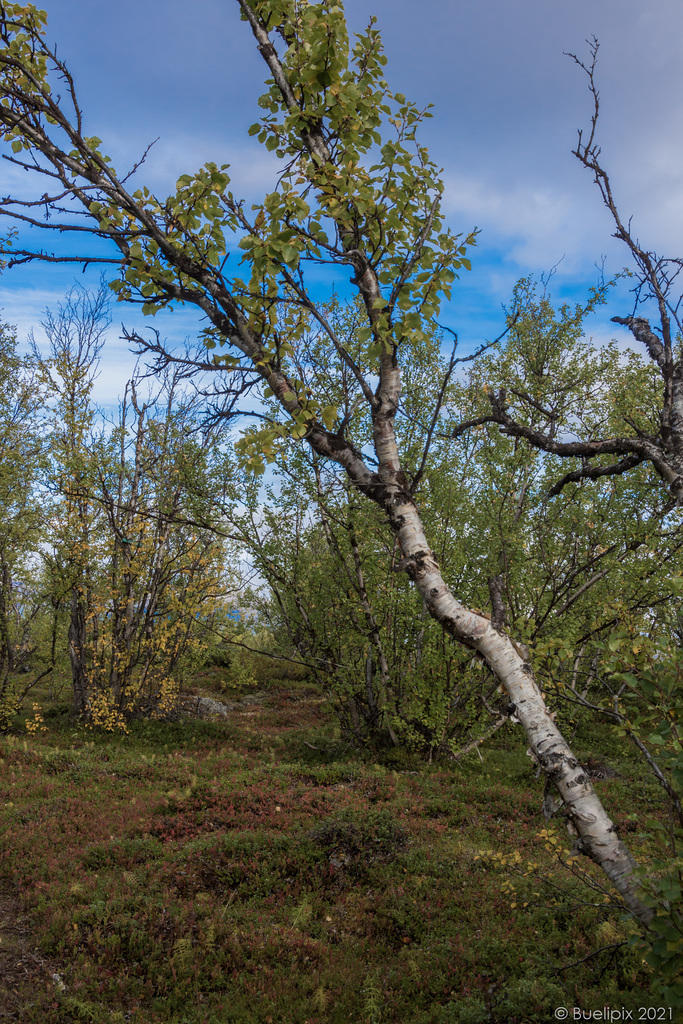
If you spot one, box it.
[387,493,652,924]
[359,317,651,920]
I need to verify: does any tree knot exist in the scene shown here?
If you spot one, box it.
[394,549,435,580]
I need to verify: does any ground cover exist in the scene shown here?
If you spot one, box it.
[0,680,670,1023]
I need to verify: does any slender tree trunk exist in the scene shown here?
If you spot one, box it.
[0,557,13,683]
[68,587,88,716]
[347,517,399,746]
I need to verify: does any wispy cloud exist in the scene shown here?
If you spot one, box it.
[442,172,584,270]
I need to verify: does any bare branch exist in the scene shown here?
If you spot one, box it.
[548,455,644,497]
[411,334,459,493]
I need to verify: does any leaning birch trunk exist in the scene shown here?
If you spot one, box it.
[365,370,653,925]
[390,492,652,925]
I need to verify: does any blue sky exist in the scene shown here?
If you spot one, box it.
[1,0,682,407]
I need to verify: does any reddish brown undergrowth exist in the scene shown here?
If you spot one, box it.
[0,682,667,1023]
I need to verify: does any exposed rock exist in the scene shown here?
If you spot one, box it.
[180,692,268,719]
[181,696,237,718]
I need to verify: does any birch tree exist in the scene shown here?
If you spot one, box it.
[0,1,654,923]
[35,286,109,716]
[36,286,238,723]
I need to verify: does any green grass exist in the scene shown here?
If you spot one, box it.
[0,681,676,1023]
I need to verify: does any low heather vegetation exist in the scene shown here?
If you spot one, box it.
[0,672,669,1023]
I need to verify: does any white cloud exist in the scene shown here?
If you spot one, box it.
[0,284,69,339]
[442,172,583,269]
[442,144,683,287]
[0,279,215,412]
